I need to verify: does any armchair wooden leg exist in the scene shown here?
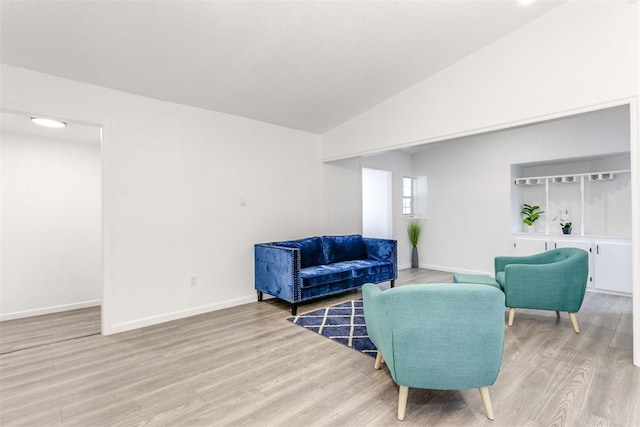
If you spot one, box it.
[569,312,580,334]
[508,308,515,326]
[555,311,561,318]
[479,387,494,420]
[374,352,384,369]
[398,386,409,421]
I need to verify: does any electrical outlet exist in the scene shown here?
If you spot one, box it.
[189,274,198,287]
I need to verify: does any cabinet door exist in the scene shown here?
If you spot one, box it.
[593,241,632,294]
[553,239,590,252]
[513,238,549,255]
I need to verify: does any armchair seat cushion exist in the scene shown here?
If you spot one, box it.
[453,273,502,290]
[495,272,505,286]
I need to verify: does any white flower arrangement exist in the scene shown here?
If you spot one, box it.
[552,209,572,228]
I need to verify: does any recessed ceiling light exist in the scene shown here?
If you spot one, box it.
[31,117,67,128]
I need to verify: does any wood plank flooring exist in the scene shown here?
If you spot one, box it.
[0,307,101,355]
[0,269,638,426]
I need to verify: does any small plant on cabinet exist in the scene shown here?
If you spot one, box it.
[521,203,544,232]
[553,209,572,234]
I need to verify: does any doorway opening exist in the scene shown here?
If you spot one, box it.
[0,109,103,353]
[362,167,392,239]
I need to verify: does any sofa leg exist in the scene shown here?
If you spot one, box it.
[508,308,515,326]
[291,304,298,316]
[257,291,263,302]
[390,279,395,288]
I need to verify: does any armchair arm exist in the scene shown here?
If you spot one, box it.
[254,244,300,303]
[362,283,395,375]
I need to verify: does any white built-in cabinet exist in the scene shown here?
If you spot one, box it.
[512,236,632,294]
[511,154,632,295]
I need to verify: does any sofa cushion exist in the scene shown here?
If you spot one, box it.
[322,234,368,264]
[496,272,505,286]
[300,264,354,288]
[300,259,393,289]
[345,259,394,279]
[273,236,325,268]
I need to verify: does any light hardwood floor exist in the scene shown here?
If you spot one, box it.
[0,269,638,426]
[0,307,100,355]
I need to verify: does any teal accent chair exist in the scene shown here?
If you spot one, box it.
[494,248,589,333]
[362,283,505,421]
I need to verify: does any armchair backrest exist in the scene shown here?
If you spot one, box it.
[495,248,587,273]
[362,283,505,390]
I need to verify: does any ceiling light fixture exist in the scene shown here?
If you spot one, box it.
[31,117,67,128]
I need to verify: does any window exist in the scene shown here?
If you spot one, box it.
[403,177,416,216]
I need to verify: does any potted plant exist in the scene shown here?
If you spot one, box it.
[521,203,544,232]
[408,221,422,268]
[553,209,572,234]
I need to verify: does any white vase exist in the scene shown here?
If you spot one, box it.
[525,224,536,233]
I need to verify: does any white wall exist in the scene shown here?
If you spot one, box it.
[0,64,323,334]
[323,1,638,160]
[323,150,414,268]
[411,106,630,274]
[1,131,101,319]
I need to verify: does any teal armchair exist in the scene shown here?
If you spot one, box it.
[494,248,589,333]
[362,283,505,421]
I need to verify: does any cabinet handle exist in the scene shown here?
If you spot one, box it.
[545,242,548,251]
[596,245,599,255]
[554,242,557,249]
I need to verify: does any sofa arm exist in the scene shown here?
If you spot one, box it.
[364,238,397,274]
[254,244,300,303]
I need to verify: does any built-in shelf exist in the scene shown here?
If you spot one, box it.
[515,170,625,186]
[588,172,615,181]
[512,168,631,236]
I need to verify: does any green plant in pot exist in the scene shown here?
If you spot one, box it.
[408,221,422,268]
[521,203,544,232]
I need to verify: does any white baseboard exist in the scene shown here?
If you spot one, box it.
[0,300,102,321]
[106,295,257,335]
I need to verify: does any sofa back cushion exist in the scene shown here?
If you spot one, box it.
[273,236,325,268]
[322,234,368,264]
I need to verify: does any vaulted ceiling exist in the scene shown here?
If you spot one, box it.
[0,0,566,134]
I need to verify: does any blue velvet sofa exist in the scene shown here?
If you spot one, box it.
[255,234,397,314]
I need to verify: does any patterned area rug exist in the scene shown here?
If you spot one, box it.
[288,299,377,358]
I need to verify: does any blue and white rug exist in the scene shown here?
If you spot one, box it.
[288,299,377,358]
